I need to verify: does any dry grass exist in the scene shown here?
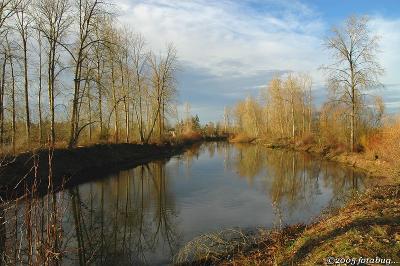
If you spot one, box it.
[174,229,254,265]
[375,119,400,167]
[173,226,304,265]
[297,133,316,146]
[0,145,67,265]
[229,133,256,143]
[278,184,400,265]
[178,129,203,143]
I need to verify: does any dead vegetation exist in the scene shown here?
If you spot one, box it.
[174,226,305,266]
[0,145,67,265]
[229,133,256,144]
[368,117,400,168]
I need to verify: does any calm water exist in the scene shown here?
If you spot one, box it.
[4,142,366,265]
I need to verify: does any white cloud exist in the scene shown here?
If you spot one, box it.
[116,0,327,77]
[370,18,400,86]
[113,0,400,120]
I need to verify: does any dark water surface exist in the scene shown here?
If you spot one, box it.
[4,142,367,265]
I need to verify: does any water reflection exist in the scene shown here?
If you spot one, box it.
[230,144,363,220]
[65,162,181,265]
[0,142,365,265]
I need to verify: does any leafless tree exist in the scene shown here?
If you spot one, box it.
[68,0,107,148]
[322,15,384,151]
[15,0,32,145]
[147,44,177,142]
[34,0,72,144]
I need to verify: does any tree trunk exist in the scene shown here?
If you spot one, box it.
[350,60,356,152]
[97,59,103,138]
[10,51,16,153]
[0,57,6,146]
[351,89,355,152]
[124,97,129,143]
[48,45,56,145]
[111,64,119,143]
[23,38,30,146]
[88,85,92,142]
[308,86,312,133]
[291,93,295,141]
[138,82,144,142]
[38,30,43,144]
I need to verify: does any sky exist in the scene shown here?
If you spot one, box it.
[115,0,400,123]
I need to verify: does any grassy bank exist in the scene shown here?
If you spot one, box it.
[0,139,206,199]
[205,184,400,265]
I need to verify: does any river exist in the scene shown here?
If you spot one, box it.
[1,142,366,265]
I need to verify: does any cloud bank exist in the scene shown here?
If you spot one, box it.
[115,0,400,122]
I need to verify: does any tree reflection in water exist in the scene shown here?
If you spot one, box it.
[0,142,365,265]
[66,161,181,265]
[226,143,365,222]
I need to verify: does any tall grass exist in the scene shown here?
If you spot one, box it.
[361,117,400,167]
[0,141,66,265]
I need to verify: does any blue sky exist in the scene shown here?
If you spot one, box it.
[116,0,400,123]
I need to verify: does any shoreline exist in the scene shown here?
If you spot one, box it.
[0,138,221,199]
[180,140,400,265]
[259,140,399,184]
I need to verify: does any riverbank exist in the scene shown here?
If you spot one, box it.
[212,183,400,265]
[176,140,400,265]
[0,139,209,199]
[260,140,399,184]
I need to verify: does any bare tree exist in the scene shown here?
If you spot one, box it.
[131,33,147,143]
[147,44,177,142]
[0,39,7,146]
[0,0,18,35]
[0,0,180,149]
[68,0,107,148]
[15,0,32,145]
[36,28,44,143]
[35,0,72,144]
[5,36,17,153]
[322,16,383,151]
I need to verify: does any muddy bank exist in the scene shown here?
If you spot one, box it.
[0,141,202,199]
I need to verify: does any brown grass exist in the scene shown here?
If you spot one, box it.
[358,117,400,168]
[375,118,400,167]
[298,133,316,146]
[229,133,255,143]
[179,129,203,142]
